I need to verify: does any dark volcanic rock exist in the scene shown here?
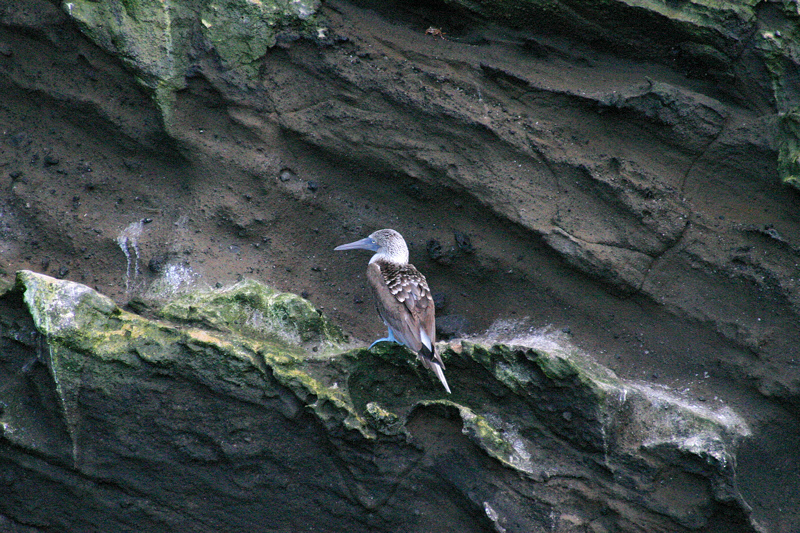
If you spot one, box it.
[454,231,475,254]
[0,273,756,532]
[426,239,453,265]
[432,291,446,310]
[436,314,469,339]
[148,254,166,273]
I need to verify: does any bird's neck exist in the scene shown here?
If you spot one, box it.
[369,250,408,265]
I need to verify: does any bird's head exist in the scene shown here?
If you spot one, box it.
[334,228,409,264]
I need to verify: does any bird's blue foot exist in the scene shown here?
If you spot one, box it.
[369,337,391,349]
[369,329,397,349]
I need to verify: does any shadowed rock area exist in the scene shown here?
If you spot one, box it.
[1,272,754,532]
[1,0,799,530]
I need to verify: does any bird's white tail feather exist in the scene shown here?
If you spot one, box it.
[419,328,433,353]
[431,362,451,394]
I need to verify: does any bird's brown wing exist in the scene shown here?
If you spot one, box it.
[367,261,442,367]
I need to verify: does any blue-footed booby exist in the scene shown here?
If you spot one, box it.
[335,229,450,393]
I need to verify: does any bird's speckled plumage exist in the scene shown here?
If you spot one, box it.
[335,229,450,393]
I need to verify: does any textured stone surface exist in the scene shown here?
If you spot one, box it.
[1,0,800,530]
[0,273,755,532]
[61,0,326,123]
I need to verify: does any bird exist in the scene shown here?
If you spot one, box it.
[334,229,451,393]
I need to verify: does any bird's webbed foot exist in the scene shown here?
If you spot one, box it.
[368,338,391,349]
[369,329,398,349]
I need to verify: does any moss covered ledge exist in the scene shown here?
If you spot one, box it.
[0,271,758,532]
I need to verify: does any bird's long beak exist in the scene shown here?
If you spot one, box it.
[334,237,379,252]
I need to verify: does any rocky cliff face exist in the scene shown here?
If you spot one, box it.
[1,272,754,532]
[1,0,799,531]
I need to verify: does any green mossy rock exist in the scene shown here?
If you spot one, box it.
[200,0,322,75]
[61,0,326,123]
[779,109,800,188]
[0,271,756,530]
[157,278,346,349]
[62,0,194,125]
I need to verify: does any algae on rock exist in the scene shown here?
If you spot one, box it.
[757,17,800,188]
[62,0,194,126]
[778,109,800,188]
[157,278,346,350]
[0,271,758,532]
[200,0,323,76]
[61,0,326,124]
[63,0,191,89]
